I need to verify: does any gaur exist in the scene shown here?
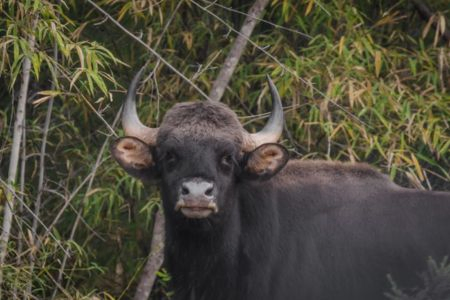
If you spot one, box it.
[111,68,450,300]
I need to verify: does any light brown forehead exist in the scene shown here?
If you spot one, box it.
[156,101,244,145]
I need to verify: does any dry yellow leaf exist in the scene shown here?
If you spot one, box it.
[32,96,52,105]
[439,14,446,35]
[411,154,425,181]
[422,15,435,38]
[182,32,193,50]
[305,0,315,16]
[374,50,382,77]
[339,36,345,55]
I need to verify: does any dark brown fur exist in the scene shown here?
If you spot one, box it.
[157,101,244,147]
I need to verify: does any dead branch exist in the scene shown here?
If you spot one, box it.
[207,0,270,102]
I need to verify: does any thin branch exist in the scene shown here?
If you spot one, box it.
[82,97,118,137]
[85,0,212,101]
[155,0,184,50]
[208,0,270,102]
[27,42,58,297]
[133,210,165,300]
[31,41,58,253]
[43,269,74,300]
[42,187,104,241]
[0,16,38,292]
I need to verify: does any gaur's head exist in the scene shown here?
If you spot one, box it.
[111,69,289,227]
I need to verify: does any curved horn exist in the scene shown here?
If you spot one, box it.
[242,76,284,151]
[122,66,158,145]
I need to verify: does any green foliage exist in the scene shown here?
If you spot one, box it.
[386,257,450,300]
[0,0,122,98]
[0,0,449,298]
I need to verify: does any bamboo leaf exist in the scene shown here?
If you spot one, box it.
[439,14,446,35]
[31,53,41,79]
[374,50,382,77]
[339,36,345,55]
[32,95,52,105]
[305,0,315,16]
[70,69,84,91]
[411,153,424,181]
[422,15,435,38]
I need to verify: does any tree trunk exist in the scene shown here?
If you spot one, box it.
[133,210,165,300]
[209,0,270,102]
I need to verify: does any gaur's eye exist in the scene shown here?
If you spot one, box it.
[220,154,233,168]
[165,151,178,168]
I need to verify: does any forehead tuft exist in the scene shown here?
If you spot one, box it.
[157,101,243,145]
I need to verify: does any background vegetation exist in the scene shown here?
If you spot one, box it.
[0,0,449,298]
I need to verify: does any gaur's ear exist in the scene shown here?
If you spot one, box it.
[111,137,157,181]
[241,143,289,181]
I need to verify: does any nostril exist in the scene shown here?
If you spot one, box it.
[205,187,214,197]
[181,186,190,195]
[181,180,215,197]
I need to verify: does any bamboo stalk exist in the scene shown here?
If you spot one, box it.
[27,41,58,296]
[0,17,38,295]
[31,72,56,240]
[13,118,27,300]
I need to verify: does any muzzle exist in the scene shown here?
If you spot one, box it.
[174,178,218,219]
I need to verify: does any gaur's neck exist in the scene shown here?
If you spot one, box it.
[164,199,241,299]
[164,201,241,261]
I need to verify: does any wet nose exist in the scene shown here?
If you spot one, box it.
[180,179,215,198]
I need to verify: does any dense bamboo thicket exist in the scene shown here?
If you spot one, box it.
[0,0,449,298]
